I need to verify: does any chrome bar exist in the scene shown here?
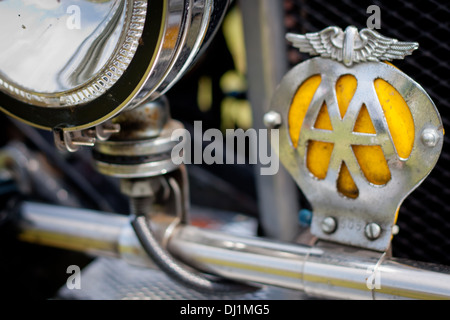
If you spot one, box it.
[18,201,154,268]
[18,202,127,259]
[17,202,450,300]
[240,0,300,242]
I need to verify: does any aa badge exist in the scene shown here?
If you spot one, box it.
[268,26,444,251]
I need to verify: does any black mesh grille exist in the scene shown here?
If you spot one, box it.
[284,0,450,265]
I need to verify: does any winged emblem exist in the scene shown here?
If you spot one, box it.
[286,26,419,67]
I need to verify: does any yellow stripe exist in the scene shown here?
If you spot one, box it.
[19,230,115,253]
[197,257,302,280]
[197,257,450,300]
[303,274,449,300]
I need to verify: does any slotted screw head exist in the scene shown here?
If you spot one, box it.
[321,217,337,234]
[365,223,381,240]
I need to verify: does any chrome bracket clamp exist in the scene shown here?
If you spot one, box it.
[53,121,120,153]
[268,26,444,251]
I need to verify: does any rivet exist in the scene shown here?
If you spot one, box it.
[421,128,439,148]
[392,224,400,235]
[263,111,282,129]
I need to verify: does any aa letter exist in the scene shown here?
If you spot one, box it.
[171,128,191,165]
[366,266,381,290]
[259,129,279,176]
[66,265,81,290]
[67,5,81,30]
[366,5,381,30]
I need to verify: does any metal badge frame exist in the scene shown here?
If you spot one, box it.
[271,52,443,251]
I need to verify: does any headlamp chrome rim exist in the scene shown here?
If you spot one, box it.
[0,0,227,131]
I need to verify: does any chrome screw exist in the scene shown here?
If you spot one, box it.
[263,111,282,129]
[365,223,381,240]
[321,217,337,234]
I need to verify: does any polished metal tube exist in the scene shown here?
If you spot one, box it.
[240,0,300,242]
[167,225,312,291]
[18,201,154,268]
[17,202,450,300]
[168,228,450,300]
[18,202,127,258]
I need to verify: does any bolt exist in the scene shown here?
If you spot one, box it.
[365,223,381,240]
[321,217,337,234]
[263,111,282,129]
[421,128,439,147]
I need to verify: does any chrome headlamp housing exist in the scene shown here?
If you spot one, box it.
[0,0,228,131]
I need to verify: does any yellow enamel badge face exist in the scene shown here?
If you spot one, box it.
[269,27,444,251]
